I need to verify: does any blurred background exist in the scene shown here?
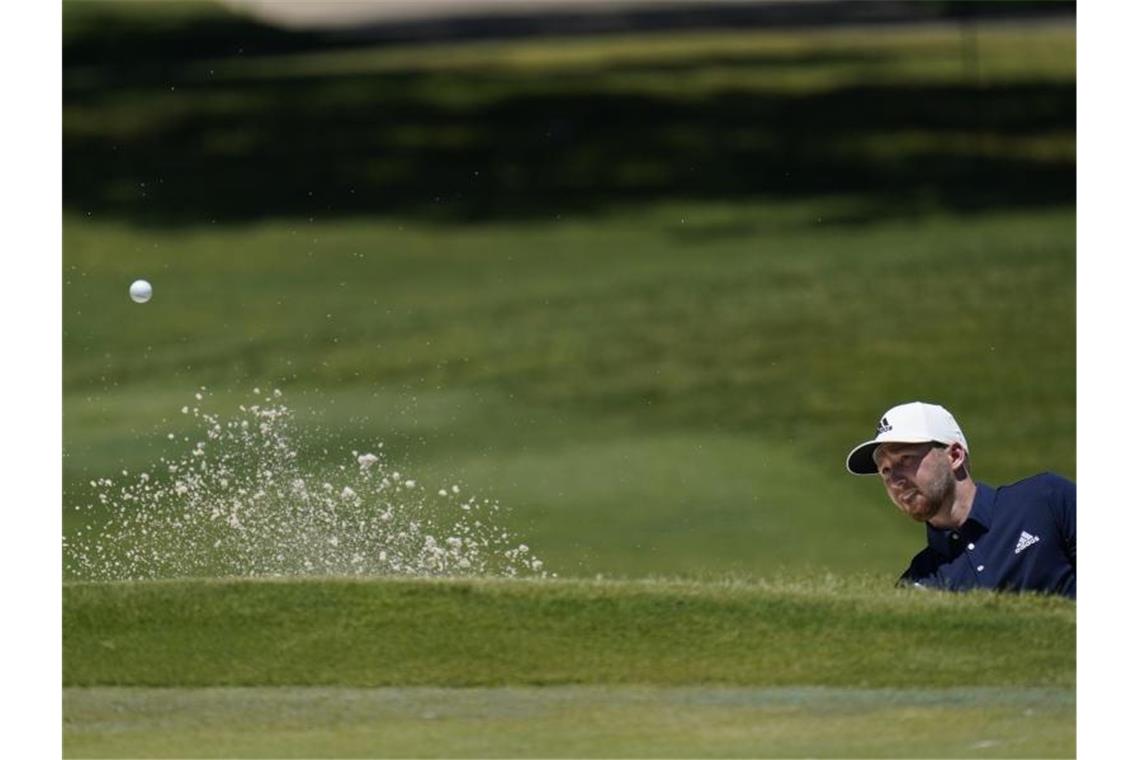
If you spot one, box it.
[62,0,1075,581]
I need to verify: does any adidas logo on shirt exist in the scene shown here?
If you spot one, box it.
[1014,531,1040,555]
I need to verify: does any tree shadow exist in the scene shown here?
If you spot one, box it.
[63,7,1075,227]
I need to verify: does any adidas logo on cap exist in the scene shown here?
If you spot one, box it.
[845,402,969,475]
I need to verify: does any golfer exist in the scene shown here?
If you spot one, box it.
[846,401,1075,598]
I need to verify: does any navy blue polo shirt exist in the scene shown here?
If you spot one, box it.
[900,473,1076,598]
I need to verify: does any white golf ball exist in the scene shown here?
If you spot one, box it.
[129,279,153,303]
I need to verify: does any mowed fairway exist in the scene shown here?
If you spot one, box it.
[63,202,1076,579]
[64,685,1075,758]
[64,576,1075,757]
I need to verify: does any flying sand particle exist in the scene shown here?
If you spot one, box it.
[64,389,548,581]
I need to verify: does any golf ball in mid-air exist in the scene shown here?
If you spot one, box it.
[129,279,152,303]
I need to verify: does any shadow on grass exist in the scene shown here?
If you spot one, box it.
[64,5,1074,227]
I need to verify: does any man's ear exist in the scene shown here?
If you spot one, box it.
[947,442,969,473]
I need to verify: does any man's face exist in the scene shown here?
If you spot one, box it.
[872,442,956,523]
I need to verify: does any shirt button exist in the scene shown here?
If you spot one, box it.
[951,533,959,540]
[977,565,985,572]
[967,543,975,550]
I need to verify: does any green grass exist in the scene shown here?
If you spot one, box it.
[65,685,1075,758]
[206,23,1077,96]
[63,201,1075,579]
[65,576,1074,688]
[63,575,1075,757]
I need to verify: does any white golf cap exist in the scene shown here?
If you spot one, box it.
[845,402,968,475]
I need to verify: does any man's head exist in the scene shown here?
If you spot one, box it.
[870,441,969,521]
[845,402,972,523]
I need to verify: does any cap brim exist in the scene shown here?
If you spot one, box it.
[846,435,952,475]
[845,441,881,475]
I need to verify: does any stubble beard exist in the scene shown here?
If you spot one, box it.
[901,459,956,523]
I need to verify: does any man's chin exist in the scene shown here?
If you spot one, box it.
[898,499,937,522]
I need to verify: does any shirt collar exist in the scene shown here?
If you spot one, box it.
[966,482,996,530]
[924,482,995,557]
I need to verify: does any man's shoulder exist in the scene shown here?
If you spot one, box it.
[995,472,1075,500]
